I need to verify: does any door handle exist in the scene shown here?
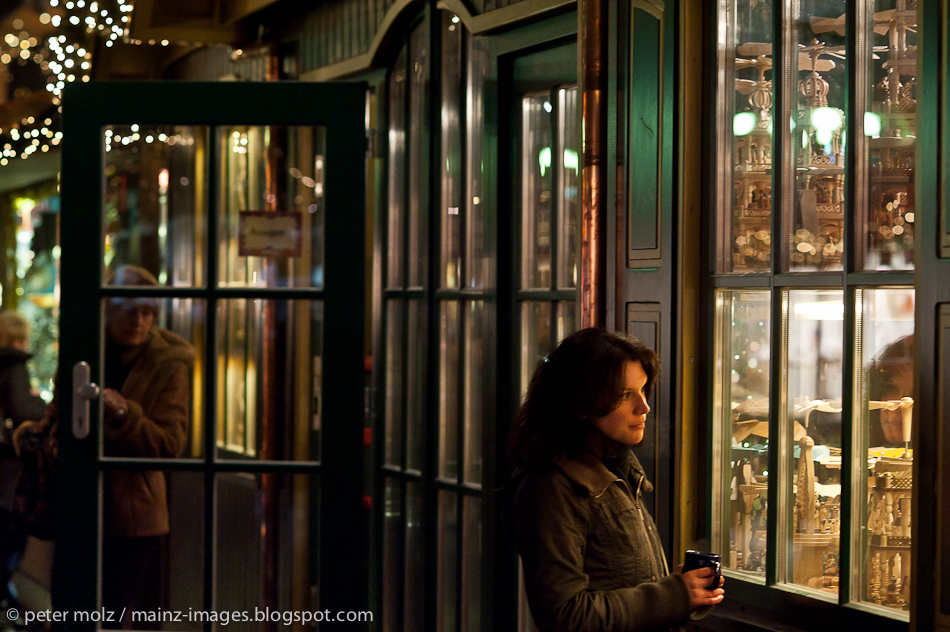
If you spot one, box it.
[73,361,100,439]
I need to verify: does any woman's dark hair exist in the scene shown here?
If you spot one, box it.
[507,328,659,470]
[867,334,913,401]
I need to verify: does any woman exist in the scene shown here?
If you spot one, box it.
[505,328,724,632]
[100,265,196,630]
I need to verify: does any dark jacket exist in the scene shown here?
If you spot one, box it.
[0,346,47,511]
[0,347,47,430]
[507,450,691,632]
[104,328,195,537]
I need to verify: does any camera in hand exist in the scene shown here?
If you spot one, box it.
[683,550,721,590]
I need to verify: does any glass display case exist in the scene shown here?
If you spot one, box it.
[713,290,771,579]
[854,288,915,610]
[717,0,916,274]
[712,0,917,619]
[785,290,843,592]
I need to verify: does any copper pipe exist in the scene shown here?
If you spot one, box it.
[581,0,608,328]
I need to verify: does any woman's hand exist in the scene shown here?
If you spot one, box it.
[102,387,130,420]
[676,564,725,610]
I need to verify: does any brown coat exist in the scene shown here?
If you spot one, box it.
[508,450,691,632]
[104,328,195,537]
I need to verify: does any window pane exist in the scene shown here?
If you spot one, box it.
[463,300,491,486]
[408,26,430,288]
[520,302,552,396]
[854,288,914,613]
[521,94,553,289]
[461,496,482,632]
[382,478,402,631]
[437,491,458,632]
[789,4,846,271]
[385,300,405,468]
[387,48,407,289]
[406,300,427,472]
[404,482,425,630]
[216,125,326,288]
[214,473,316,629]
[466,36,494,289]
[713,290,771,579]
[103,125,207,287]
[863,2,916,271]
[440,301,460,480]
[785,290,843,592]
[556,301,576,344]
[101,296,206,459]
[716,0,774,273]
[100,471,204,627]
[441,11,463,289]
[214,300,322,462]
[556,86,580,289]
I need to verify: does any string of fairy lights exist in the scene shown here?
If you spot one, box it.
[0,0,165,165]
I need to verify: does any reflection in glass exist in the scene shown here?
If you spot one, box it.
[556,301,576,346]
[466,36,493,289]
[785,290,843,593]
[382,479,402,632]
[714,290,771,578]
[864,1,916,270]
[215,473,317,630]
[519,302,551,397]
[215,299,323,462]
[440,301,460,480]
[408,26,430,289]
[388,47,408,289]
[441,12,463,290]
[101,471,204,628]
[385,300,405,468]
[521,93,554,289]
[217,126,326,288]
[406,300,427,472]
[556,87,580,289]
[790,2,847,271]
[404,482,424,630]
[461,496,482,632]
[103,125,207,286]
[437,491,458,632]
[101,294,205,459]
[716,0,774,272]
[463,301,491,486]
[855,288,914,612]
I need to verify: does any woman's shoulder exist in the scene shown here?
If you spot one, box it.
[514,465,584,504]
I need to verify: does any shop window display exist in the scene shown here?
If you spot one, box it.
[713,0,916,620]
[718,0,916,274]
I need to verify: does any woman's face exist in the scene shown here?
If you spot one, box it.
[878,363,914,445]
[591,360,651,446]
[106,300,156,346]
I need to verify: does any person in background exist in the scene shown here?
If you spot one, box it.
[0,310,48,602]
[867,334,914,448]
[100,265,196,630]
[503,328,724,632]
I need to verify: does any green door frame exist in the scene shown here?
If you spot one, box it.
[491,14,578,631]
[57,81,368,630]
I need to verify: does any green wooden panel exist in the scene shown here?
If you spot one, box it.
[941,306,950,616]
[627,5,662,262]
[944,3,950,257]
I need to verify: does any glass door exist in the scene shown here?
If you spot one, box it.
[56,81,368,630]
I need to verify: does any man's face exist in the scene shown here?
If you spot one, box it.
[107,300,156,346]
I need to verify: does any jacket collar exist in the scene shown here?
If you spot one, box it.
[557,450,655,497]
